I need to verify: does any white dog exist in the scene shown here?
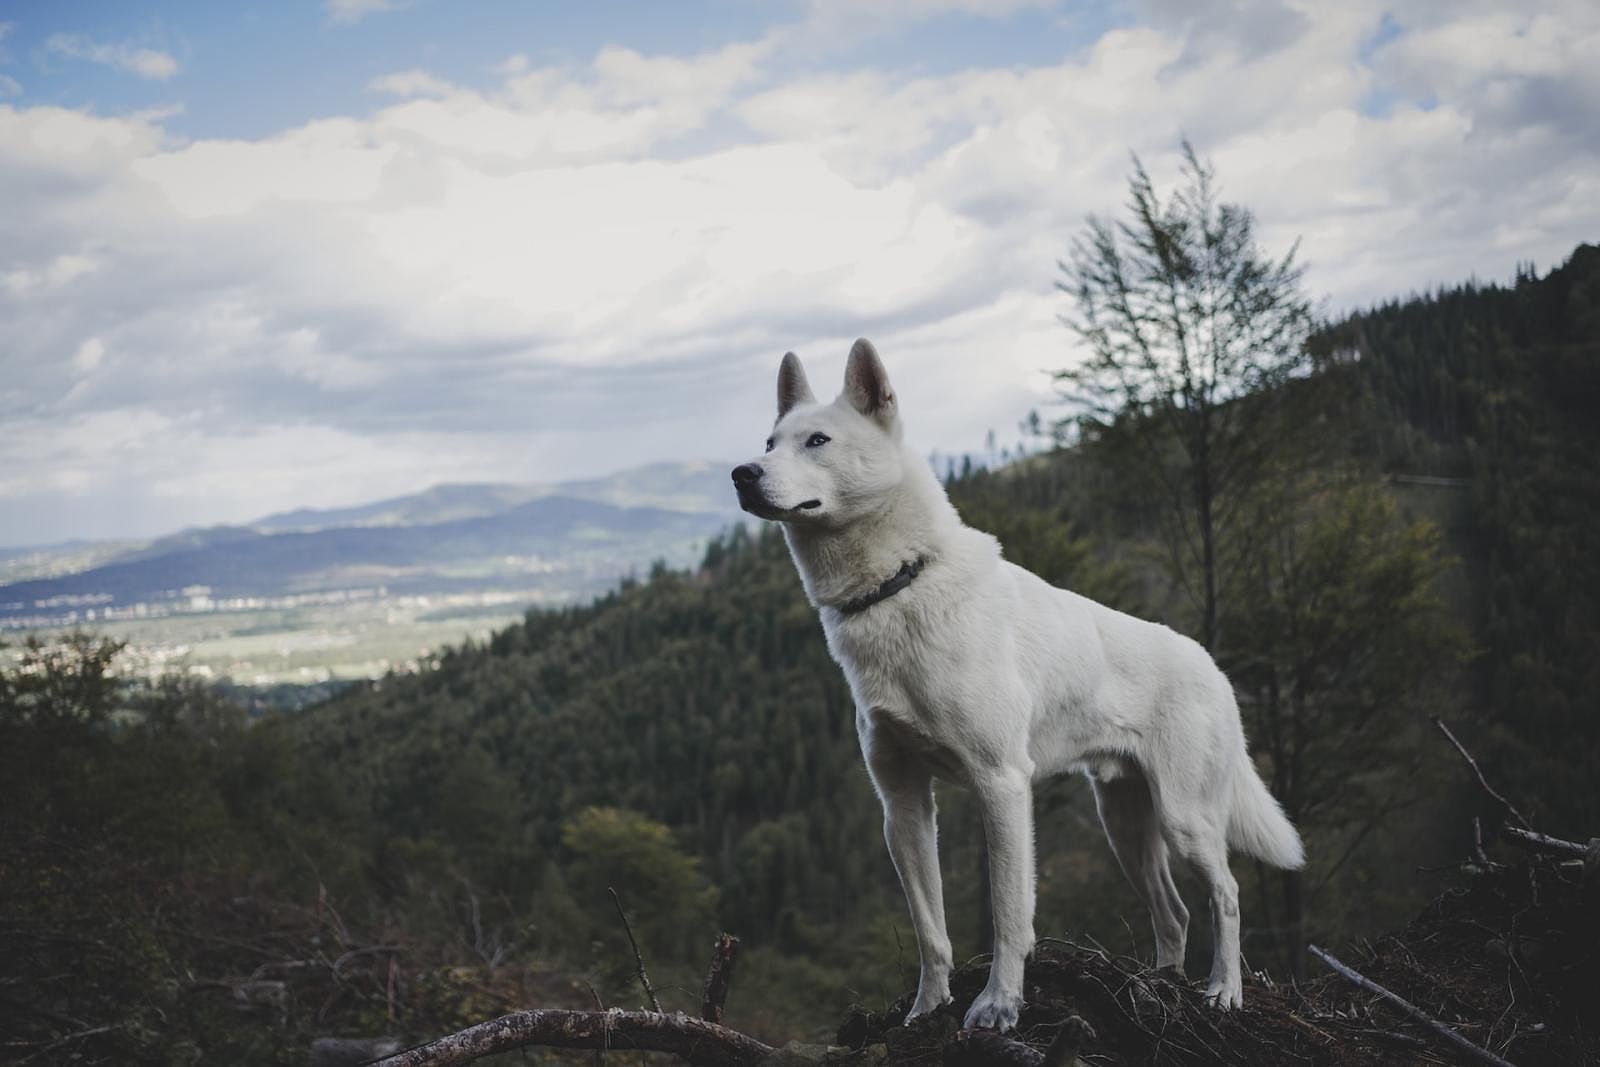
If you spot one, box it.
[732,340,1304,1030]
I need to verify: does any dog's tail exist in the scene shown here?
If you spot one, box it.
[1227,760,1305,869]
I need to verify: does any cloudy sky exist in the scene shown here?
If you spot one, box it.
[1,0,1596,546]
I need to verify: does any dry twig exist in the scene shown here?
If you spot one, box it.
[1433,719,1533,830]
[608,886,662,1012]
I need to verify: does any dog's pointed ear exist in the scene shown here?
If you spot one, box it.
[843,338,897,425]
[777,352,815,417]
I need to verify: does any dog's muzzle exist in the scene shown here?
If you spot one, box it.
[732,463,769,513]
[731,464,820,517]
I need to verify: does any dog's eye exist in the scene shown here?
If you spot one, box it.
[806,432,830,448]
[764,437,775,453]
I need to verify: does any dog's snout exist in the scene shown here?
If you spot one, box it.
[731,463,763,486]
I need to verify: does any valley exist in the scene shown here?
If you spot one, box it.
[0,461,740,694]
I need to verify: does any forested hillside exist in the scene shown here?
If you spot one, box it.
[1316,243,1600,831]
[2,246,1596,1065]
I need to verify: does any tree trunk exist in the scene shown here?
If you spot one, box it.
[1196,444,1218,653]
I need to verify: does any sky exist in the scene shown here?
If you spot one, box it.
[1,0,1597,546]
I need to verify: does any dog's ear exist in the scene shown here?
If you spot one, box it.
[777,352,815,417]
[843,338,897,426]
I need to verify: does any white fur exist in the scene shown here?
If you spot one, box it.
[733,340,1304,1029]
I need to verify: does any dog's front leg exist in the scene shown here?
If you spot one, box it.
[965,766,1035,1031]
[866,737,954,1019]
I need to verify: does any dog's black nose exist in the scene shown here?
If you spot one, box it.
[731,463,763,486]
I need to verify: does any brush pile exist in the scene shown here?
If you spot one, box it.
[834,825,1598,1067]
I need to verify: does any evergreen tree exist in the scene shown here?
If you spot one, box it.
[1056,140,1315,651]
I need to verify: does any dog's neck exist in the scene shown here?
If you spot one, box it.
[781,459,961,612]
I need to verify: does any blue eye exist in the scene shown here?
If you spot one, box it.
[806,432,830,448]
[764,437,775,452]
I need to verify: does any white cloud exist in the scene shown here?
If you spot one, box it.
[326,0,411,25]
[369,69,457,98]
[3,2,1600,543]
[45,34,179,80]
[493,53,530,77]
[0,74,19,98]
[2,253,99,297]
[72,337,105,374]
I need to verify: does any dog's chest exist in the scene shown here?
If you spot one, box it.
[821,603,991,730]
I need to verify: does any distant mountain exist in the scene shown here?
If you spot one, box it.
[0,461,740,622]
[249,461,734,533]
[0,539,145,584]
[250,484,546,533]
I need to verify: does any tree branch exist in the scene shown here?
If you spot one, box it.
[370,1008,774,1067]
[1433,718,1533,830]
[608,886,662,1012]
[1308,945,1518,1067]
[1499,825,1587,857]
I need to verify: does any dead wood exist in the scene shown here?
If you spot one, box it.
[368,1008,774,1067]
[1433,718,1533,830]
[1308,944,1518,1067]
[608,886,663,1012]
[1499,825,1588,857]
[700,932,741,1024]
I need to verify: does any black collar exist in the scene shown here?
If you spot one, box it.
[835,556,928,615]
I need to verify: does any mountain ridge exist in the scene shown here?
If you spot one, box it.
[0,461,740,622]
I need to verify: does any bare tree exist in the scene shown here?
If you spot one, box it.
[1056,140,1315,651]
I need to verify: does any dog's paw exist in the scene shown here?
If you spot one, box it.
[962,986,1023,1031]
[905,987,953,1022]
[1204,979,1243,1010]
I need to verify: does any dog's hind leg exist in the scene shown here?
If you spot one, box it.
[1091,770,1189,971]
[1160,806,1242,1008]
[865,737,954,1019]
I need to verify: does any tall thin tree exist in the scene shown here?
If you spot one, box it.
[1056,140,1314,651]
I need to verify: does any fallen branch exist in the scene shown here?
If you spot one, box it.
[608,887,662,1012]
[1433,719,1533,830]
[1500,825,1587,858]
[700,933,740,1024]
[369,1008,773,1067]
[1308,944,1518,1067]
